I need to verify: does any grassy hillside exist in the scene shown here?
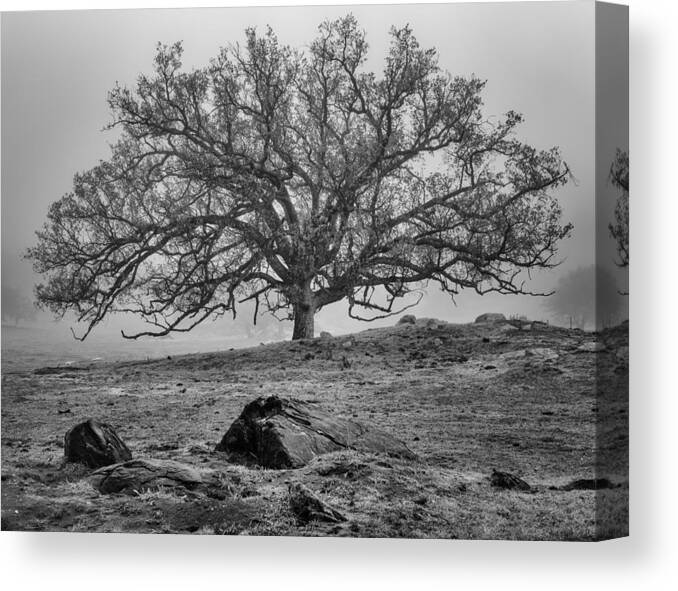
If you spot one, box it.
[0,317,628,539]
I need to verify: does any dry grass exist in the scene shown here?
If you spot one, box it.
[1,319,628,539]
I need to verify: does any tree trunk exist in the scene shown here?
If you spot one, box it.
[290,279,316,340]
[292,301,315,340]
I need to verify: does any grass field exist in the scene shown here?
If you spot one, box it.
[0,318,628,540]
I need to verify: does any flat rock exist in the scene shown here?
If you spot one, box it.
[64,418,132,468]
[215,396,417,468]
[90,458,208,494]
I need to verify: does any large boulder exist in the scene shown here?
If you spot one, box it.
[474,313,506,324]
[90,458,208,494]
[64,418,132,468]
[215,396,416,468]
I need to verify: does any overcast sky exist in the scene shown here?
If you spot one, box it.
[1,2,628,337]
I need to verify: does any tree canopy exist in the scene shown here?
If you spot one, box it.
[29,16,571,340]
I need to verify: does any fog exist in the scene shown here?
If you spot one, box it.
[1,3,628,357]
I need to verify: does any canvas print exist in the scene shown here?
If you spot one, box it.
[1,2,628,540]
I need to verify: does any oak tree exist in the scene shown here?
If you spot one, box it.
[29,16,571,340]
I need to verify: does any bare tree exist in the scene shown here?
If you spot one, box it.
[609,149,629,268]
[28,16,571,341]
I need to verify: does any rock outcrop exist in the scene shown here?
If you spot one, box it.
[475,313,507,324]
[64,419,132,468]
[215,396,416,468]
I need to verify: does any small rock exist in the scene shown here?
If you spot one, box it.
[288,482,346,524]
[397,314,416,325]
[319,331,333,339]
[559,478,615,491]
[490,469,531,491]
[64,419,132,469]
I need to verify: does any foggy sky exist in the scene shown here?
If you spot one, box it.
[1,2,628,338]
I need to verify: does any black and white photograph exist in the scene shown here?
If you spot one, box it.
[1,1,628,541]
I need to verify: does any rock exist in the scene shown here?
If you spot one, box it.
[319,331,333,339]
[215,396,417,468]
[288,482,346,524]
[490,469,531,491]
[397,314,416,325]
[559,477,615,491]
[475,313,506,324]
[64,419,132,468]
[90,458,207,494]
[576,341,607,353]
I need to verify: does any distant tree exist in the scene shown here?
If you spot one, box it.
[544,265,622,330]
[609,149,629,268]
[28,16,571,341]
[1,284,36,326]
